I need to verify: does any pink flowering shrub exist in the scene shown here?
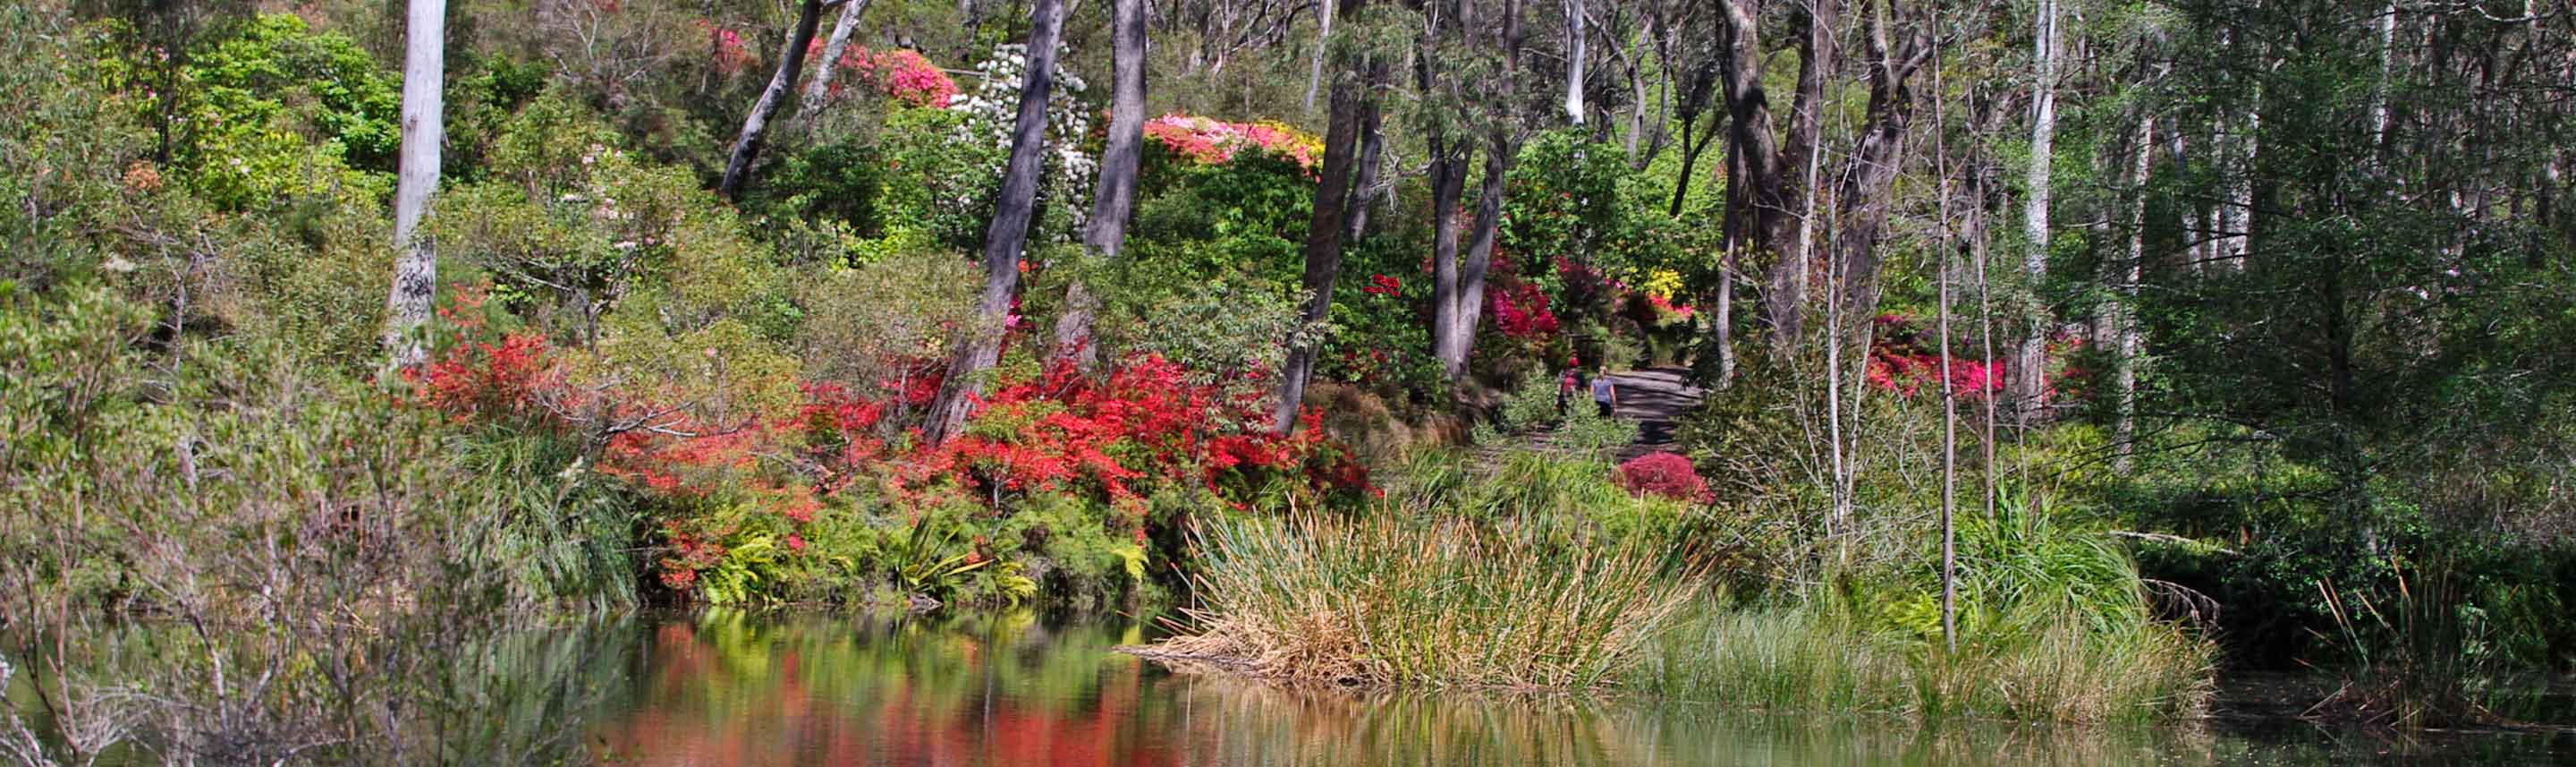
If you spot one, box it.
[801,43,959,108]
[1616,452,1713,503]
[1143,115,1322,170]
[699,21,756,76]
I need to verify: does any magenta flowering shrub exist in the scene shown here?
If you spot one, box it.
[1615,452,1713,503]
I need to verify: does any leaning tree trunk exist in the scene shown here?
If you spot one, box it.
[801,0,876,115]
[1273,55,1370,435]
[717,0,830,200]
[1053,0,1148,365]
[924,0,1066,444]
[1453,135,1514,379]
[382,0,445,371]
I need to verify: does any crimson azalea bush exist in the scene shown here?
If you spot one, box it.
[1615,451,1713,503]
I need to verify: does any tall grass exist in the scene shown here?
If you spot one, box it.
[1637,501,2221,724]
[1152,512,1698,692]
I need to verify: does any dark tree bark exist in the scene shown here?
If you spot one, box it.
[716,0,831,200]
[1453,135,1514,375]
[1826,1,1933,347]
[1428,138,1471,379]
[1053,0,1149,365]
[1274,0,1374,434]
[924,0,1067,444]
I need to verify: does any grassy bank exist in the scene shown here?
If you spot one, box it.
[1148,447,2216,721]
[1640,596,2213,722]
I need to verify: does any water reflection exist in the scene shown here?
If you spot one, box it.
[584,611,2575,767]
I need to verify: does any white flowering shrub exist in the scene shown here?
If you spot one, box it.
[950,42,1096,240]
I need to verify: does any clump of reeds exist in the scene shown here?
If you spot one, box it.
[1147,512,1699,692]
[1641,595,2214,723]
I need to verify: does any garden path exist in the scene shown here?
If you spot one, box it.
[1601,366,1702,462]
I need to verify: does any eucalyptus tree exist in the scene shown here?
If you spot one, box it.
[1053,0,1151,365]
[382,0,444,371]
[925,0,1070,444]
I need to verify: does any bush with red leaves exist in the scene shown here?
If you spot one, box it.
[1615,452,1713,503]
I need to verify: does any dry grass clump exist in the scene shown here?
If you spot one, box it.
[1144,512,1698,692]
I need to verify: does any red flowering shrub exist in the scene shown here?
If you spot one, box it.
[1859,312,2034,399]
[841,47,958,108]
[410,300,1368,602]
[1615,452,1713,503]
[1489,282,1559,340]
[924,354,1371,522]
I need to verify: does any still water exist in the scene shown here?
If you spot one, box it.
[567,610,2576,767]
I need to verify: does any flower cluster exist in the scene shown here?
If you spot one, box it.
[1362,274,1402,297]
[951,43,1094,234]
[811,45,958,108]
[1141,115,1323,170]
[1615,452,1713,503]
[1489,281,1558,340]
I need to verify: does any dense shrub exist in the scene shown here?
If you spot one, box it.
[1616,452,1713,503]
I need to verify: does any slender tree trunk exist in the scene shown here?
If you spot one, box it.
[1343,95,1387,242]
[1455,136,1512,380]
[2113,115,2151,474]
[924,0,1065,444]
[1931,27,1958,652]
[1275,18,1371,434]
[718,0,830,200]
[383,0,446,371]
[1428,141,1471,379]
[801,0,874,114]
[1053,0,1148,365]
[2014,0,2058,427]
[1563,0,1585,124]
[1303,0,1333,113]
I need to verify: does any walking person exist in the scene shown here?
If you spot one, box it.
[1590,368,1618,418]
[1556,359,1581,417]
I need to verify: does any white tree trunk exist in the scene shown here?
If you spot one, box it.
[2114,116,2152,474]
[2014,0,2058,426]
[383,0,446,371]
[1054,0,1148,365]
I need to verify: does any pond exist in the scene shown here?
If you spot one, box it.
[9,610,2573,764]
[572,611,2572,766]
